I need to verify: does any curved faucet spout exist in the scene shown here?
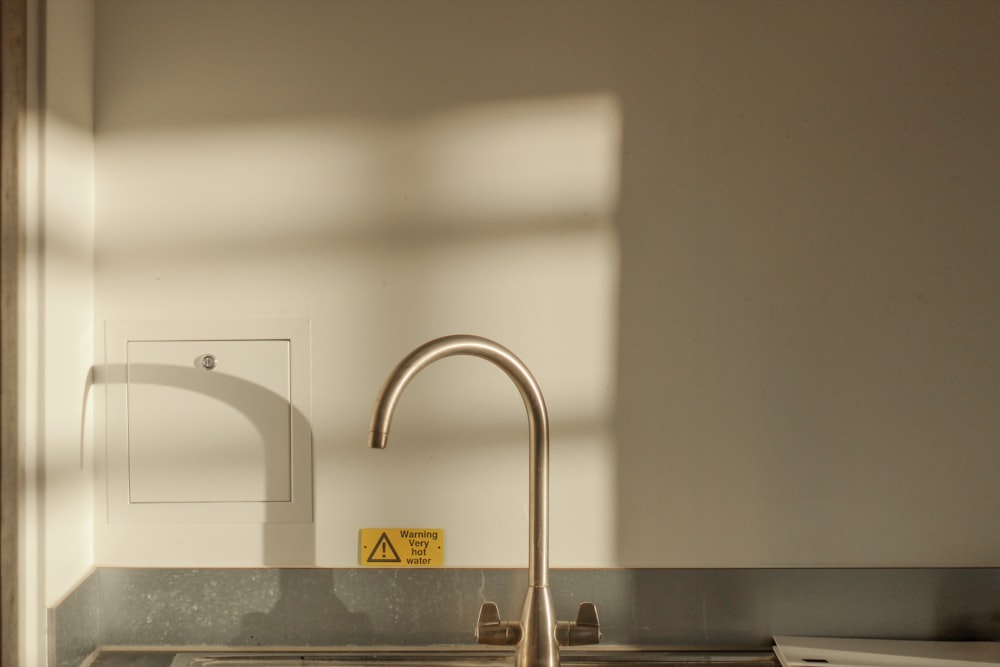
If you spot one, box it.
[368,335,599,667]
[368,334,549,588]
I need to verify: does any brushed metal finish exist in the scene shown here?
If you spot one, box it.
[165,648,778,667]
[368,335,548,585]
[368,335,600,667]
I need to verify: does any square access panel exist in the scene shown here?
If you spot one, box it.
[105,320,312,523]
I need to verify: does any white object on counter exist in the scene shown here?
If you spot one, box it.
[774,635,1000,667]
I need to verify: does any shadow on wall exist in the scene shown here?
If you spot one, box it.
[94,1,631,567]
[95,93,625,567]
[232,570,371,646]
[88,362,315,566]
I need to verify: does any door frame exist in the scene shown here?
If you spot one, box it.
[1,0,27,664]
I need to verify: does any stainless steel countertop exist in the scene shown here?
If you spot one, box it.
[85,647,779,667]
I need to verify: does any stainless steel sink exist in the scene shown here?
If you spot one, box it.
[167,647,778,667]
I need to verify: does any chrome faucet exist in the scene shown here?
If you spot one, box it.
[368,335,600,667]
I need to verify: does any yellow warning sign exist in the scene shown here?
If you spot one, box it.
[359,528,444,567]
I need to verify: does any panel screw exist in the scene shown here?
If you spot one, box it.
[200,354,217,370]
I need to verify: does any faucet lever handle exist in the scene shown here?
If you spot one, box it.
[575,601,600,628]
[475,602,522,646]
[556,602,602,646]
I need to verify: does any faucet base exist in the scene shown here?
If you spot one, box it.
[517,585,560,667]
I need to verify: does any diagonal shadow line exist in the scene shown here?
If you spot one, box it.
[84,362,312,508]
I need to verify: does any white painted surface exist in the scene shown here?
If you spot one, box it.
[91,2,621,568]
[41,0,96,596]
[611,2,1000,567]
[20,0,999,586]
[125,339,291,503]
[103,319,312,523]
[20,0,96,665]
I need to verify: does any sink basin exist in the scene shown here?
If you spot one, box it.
[167,648,778,667]
[167,649,510,667]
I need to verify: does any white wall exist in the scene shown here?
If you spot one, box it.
[41,0,96,589]
[614,1,1000,566]
[21,0,96,664]
[92,0,619,568]
[87,1,1000,568]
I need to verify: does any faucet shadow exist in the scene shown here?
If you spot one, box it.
[232,570,372,647]
[89,362,316,565]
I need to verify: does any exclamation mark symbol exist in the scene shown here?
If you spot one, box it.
[366,531,401,563]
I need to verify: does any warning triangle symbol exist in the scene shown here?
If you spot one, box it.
[366,531,401,563]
